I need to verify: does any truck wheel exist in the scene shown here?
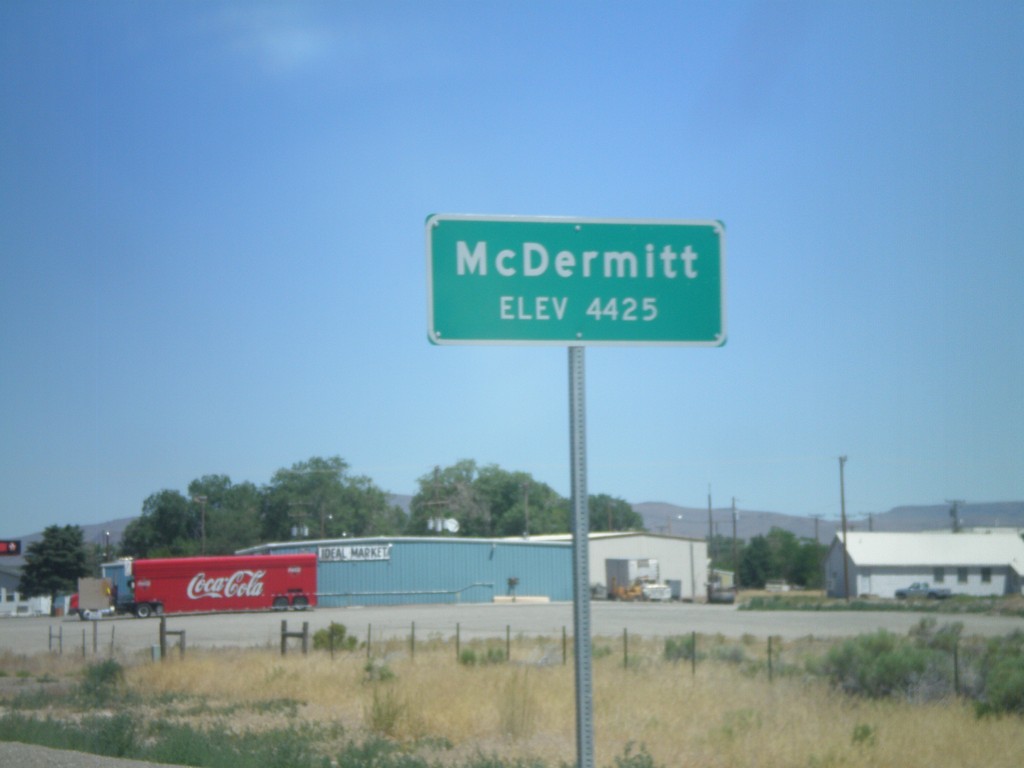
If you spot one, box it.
[272,596,289,610]
[154,603,164,615]
[135,603,152,619]
[292,595,310,610]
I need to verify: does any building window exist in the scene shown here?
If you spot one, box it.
[958,568,968,584]
[981,568,992,583]
[934,567,945,583]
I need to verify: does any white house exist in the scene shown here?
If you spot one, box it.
[825,531,1024,599]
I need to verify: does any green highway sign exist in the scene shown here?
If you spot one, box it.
[426,214,726,346]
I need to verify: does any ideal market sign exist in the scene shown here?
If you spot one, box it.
[426,214,726,346]
[318,544,392,563]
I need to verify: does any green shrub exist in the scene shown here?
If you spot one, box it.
[851,723,876,747]
[975,630,1024,716]
[612,741,660,768]
[664,635,697,662]
[711,644,746,665]
[822,630,948,700]
[459,646,505,666]
[908,617,963,653]
[313,622,358,652]
[78,659,126,707]
[366,685,406,738]
[335,737,432,767]
[364,660,396,683]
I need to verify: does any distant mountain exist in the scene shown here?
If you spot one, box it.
[6,517,135,568]
[634,501,1024,542]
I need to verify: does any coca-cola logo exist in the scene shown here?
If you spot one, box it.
[186,569,266,600]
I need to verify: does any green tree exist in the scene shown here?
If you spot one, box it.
[262,456,402,541]
[474,465,568,537]
[263,456,351,540]
[739,534,773,587]
[735,527,827,588]
[407,460,487,535]
[121,489,194,558]
[187,475,263,555]
[18,525,88,599]
[409,461,570,538]
[792,536,827,588]
[588,493,644,532]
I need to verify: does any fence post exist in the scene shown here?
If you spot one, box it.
[953,640,960,696]
[160,617,167,660]
[768,636,774,683]
[366,624,371,659]
[81,628,86,658]
[93,620,98,655]
[59,625,63,656]
[281,620,287,656]
[302,622,309,655]
[109,625,116,657]
[691,631,697,677]
[506,625,511,663]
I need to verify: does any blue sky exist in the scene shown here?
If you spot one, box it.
[2,1,1022,538]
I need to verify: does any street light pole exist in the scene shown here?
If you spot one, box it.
[839,457,849,601]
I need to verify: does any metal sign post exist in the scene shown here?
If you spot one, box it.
[568,345,594,768]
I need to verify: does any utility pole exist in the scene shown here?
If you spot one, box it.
[193,496,208,554]
[731,497,739,588]
[946,499,964,533]
[707,485,713,557]
[838,456,849,601]
[811,514,821,544]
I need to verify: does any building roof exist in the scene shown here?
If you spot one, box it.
[513,531,703,543]
[835,531,1024,570]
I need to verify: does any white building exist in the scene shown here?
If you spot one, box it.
[0,588,51,617]
[825,531,1024,599]
[522,532,709,601]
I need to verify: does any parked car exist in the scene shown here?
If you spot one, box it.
[894,582,952,599]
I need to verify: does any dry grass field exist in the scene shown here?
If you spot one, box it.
[94,634,1021,768]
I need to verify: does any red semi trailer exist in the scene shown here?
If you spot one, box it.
[76,554,317,618]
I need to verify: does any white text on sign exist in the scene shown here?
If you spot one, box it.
[457,241,699,279]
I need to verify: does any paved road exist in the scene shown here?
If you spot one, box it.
[2,602,1021,657]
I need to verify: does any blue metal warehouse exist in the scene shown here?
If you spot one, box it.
[239,536,573,607]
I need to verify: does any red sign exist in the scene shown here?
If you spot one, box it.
[0,540,21,556]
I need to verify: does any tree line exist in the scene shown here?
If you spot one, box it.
[120,455,644,559]
[18,454,826,599]
[18,456,646,599]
